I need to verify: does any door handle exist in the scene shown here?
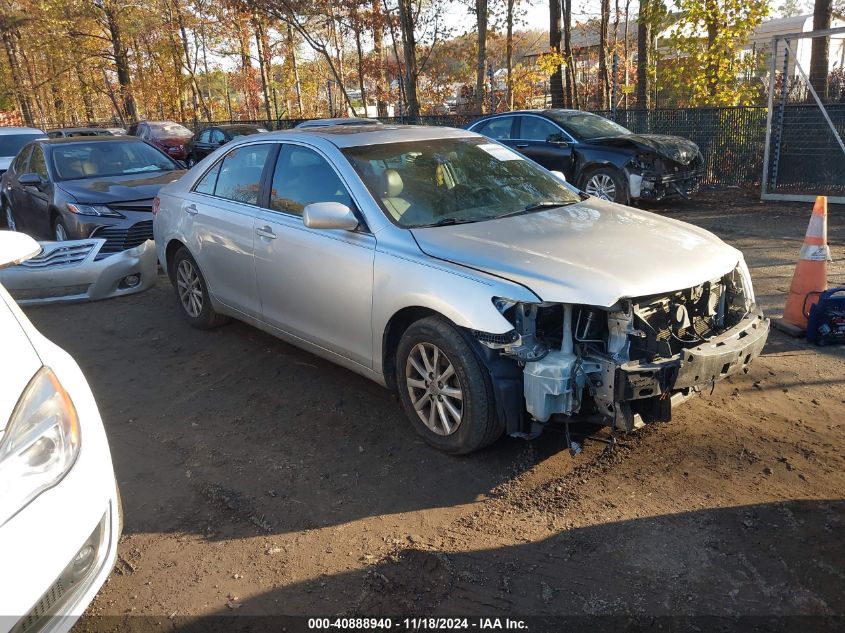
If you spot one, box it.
[255,226,276,239]
[515,143,529,148]
[185,203,198,215]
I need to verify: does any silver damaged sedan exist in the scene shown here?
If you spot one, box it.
[152,125,769,454]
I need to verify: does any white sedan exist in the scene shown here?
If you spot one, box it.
[0,231,121,633]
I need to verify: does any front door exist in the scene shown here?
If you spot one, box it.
[184,142,274,318]
[252,143,375,367]
[18,146,53,239]
[514,115,574,176]
[7,146,32,233]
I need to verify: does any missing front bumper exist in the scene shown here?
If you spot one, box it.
[613,306,770,429]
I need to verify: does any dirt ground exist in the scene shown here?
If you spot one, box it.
[23,189,845,631]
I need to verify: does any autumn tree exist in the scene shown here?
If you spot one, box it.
[548,0,564,107]
[474,0,487,113]
[598,0,610,108]
[809,0,832,100]
[667,0,767,106]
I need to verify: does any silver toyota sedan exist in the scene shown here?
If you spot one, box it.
[152,125,769,454]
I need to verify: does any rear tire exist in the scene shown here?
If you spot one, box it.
[395,316,502,454]
[170,247,229,329]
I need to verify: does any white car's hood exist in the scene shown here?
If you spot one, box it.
[0,289,41,433]
[411,198,742,307]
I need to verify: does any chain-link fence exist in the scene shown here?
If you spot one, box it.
[189,107,769,188]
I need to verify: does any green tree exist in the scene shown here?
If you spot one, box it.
[667,0,769,106]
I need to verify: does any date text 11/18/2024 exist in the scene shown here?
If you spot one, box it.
[307,618,529,630]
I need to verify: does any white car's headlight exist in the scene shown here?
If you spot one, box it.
[0,367,80,526]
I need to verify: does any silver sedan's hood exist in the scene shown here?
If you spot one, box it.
[411,198,742,307]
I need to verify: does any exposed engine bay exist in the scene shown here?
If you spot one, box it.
[625,151,705,201]
[476,265,770,434]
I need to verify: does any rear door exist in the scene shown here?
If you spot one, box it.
[472,116,517,149]
[182,142,275,318]
[252,143,375,367]
[514,115,575,175]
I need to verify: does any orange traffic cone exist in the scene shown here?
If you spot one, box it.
[774,196,831,336]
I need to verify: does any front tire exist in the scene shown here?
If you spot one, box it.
[582,167,627,203]
[53,217,70,241]
[186,155,196,168]
[395,316,502,454]
[170,247,229,329]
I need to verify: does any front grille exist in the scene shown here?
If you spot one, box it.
[19,580,66,631]
[92,220,153,255]
[107,198,154,214]
[20,242,94,268]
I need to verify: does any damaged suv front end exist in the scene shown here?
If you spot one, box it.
[480,260,768,435]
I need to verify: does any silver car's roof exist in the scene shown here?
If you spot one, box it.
[244,125,476,149]
[0,127,45,135]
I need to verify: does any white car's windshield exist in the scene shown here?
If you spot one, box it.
[548,112,632,140]
[52,140,179,180]
[343,137,582,228]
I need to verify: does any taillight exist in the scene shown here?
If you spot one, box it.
[152,196,160,216]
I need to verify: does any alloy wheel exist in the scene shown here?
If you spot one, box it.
[405,342,464,436]
[176,259,203,318]
[585,174,617,201]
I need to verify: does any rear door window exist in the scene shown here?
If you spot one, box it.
[210,144,272,205]
[194,162,221,195]
[477,117,514,140]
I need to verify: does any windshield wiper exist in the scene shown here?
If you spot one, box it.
[495,200,575,219]
[421,217,476,227]
[524,200,576,212]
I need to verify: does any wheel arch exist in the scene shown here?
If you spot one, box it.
[381,306,443,389]
[164,238,188,279]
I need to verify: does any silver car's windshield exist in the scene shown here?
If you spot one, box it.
[343,137,581,228]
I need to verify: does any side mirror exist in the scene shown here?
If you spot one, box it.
[217,139,226,146]
[303,201,359,231]
[547,133,568,146]
[550,170,582,195]
[18,173,42,187]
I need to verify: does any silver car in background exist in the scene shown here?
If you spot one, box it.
[152,125,769,454]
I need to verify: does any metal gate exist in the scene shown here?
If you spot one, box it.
[762,26,845,203]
